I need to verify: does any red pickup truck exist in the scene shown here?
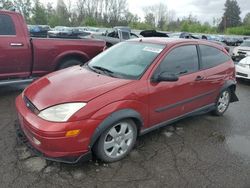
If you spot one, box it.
[0,10,106,86]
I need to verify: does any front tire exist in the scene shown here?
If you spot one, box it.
[213,89,231,116]
[93,119,137,163]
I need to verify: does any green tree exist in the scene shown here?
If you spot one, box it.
[181,21,189,32]
[144,13,155,28]
[219,0,241,31]
[31,0,47,25]
[45,2,58,27]
[13,0,32,22]
[0,0,13,10]
[56,0,70,26]
[243,13,250,26]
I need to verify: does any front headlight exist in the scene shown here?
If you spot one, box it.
[238,63,250,68]
[38,103,86,122]
[238,63,247,68]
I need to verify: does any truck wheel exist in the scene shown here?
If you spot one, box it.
[58,59,83,70]
[93,119,137,163]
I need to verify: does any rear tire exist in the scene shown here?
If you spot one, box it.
[58,59,83,70]
[212,89,231,116]
[93,119,137,163]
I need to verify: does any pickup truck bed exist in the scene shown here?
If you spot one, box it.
[0,10,106,85]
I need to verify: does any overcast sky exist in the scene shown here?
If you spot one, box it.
[41,0,249,24]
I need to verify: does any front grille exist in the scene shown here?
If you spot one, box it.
[236,72,248,77]
[238,51,247,55]
[23,96,39,114]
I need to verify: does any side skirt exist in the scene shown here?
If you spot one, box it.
[140,103,216,136]
[0,78,35,86]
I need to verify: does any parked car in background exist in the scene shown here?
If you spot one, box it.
[235,56,250,80]
[77,27,103,35]
[232,40,250,61]
[0,10,106,86]
[210,41,230,53]
[85,26,138,47]
[16,38,238,164]
[222,37,243,46]
[140,30,169,37]
[28,25,51,38]
[48,26,90,39]
[48,26,71,38]
[168,32,199,39]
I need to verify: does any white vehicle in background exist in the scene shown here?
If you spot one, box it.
[232,40,250,62]
[236,56,250,80]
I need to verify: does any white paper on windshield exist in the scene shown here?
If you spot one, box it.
[143,47,163,53]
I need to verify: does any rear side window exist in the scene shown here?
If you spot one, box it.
[158,45,199,75]
[121,31,130,40]
[200,45,230,69]
[0,14,16,35]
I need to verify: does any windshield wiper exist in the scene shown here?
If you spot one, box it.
[91,66,117,77]
[92,66,114,73]
[85,64,102,74]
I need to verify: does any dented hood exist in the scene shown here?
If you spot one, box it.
[24,66,132,110]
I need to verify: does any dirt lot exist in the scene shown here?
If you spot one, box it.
[0,80,250,188]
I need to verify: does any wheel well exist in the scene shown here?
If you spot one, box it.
[227,84,238,102]
[130,117,143,136]
[90,116,143,149]
[56,54,88,70]
[228,84,236,92]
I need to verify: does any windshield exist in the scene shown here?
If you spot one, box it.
[240,41,250,47]
[88,42,164,80]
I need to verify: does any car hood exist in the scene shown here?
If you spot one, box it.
[239,56,250,64]
[24,66,132,110]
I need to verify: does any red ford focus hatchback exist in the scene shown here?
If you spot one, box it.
[16,38,238,163]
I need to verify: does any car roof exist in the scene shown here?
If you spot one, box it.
[128,37,222,48]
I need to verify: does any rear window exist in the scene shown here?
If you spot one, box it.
[199,45,230,69]
[0,14,16,35]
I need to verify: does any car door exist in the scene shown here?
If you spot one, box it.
[0,13,32,79]
[198,44,233,104]
[148,44,209,127]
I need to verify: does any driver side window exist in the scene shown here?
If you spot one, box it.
[158,45,199,75]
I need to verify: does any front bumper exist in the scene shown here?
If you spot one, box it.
[15,122,92,164]
[236,65,250,80]
[15,95,101,163]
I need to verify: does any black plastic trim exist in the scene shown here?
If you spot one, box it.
[15,121,92,164]
[23,96,39,114]
[220,80,239,102]
[155,90,216,113]
[0,78,34,86]
[89,109,143,147]
[141,103,215,135]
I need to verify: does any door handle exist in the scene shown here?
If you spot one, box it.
[10,42,24,47]
[195,75,204,81]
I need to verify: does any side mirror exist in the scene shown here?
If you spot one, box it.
[152,72,179,82]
